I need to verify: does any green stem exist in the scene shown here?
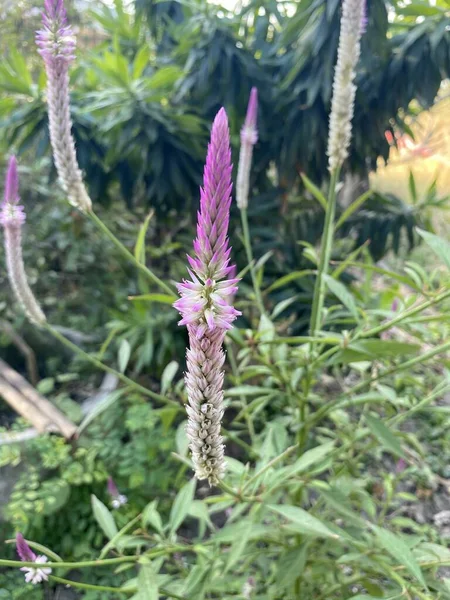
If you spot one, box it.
[45,323,180,409]
[309,168,340,337]
[89,211,175,298]
[49,575,131,594]
[218,480,261,503]
[242,443,299,493]
[0,557,136,569]
[240,208,265,315]
[357,287,450,340]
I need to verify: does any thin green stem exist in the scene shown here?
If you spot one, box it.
[242,443,299,493]
[218,480,261,503]
[89,211,175,298]
[357,287,450,340]
[0,557,137,569]
[49,575,131,594]
[45,323,180,409]
[309,168,340,337]
[240,208,265,315]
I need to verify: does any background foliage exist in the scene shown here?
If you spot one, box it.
[0,0,450,599]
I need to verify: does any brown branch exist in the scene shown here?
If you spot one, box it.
[0,358,77,439]
[0,320,39,386]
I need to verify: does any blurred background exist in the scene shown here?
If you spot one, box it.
[0,0,449,596]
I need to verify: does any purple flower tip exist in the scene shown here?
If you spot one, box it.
[36,0,76,63]
[245,88,258,129]
[241,88,258,146]
[361,0,368,33]
[107,477,118,497]
[16,533,37,562]
[4,156,19,205]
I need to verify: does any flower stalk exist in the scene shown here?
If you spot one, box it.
[309,0,365,336]
[236,88,265,315]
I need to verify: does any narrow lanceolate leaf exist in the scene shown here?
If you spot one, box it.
[134,210,154,264]
[225,519,252,572]
[118,339,131,373]
[372,526,426,588]
[301,173,327,210]
[91,495,118,540]
[267,505,339,539]
[365,415,406,459]
[324,274,358,319]
[169,478,196,535]
[416,228,450,270]
[274,441,335,486]
[335,189,374,230]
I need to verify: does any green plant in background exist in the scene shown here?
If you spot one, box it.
[0,0,450,599]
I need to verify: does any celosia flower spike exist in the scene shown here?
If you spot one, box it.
[237,87,258,210]
[174,108,240,485]
[327,0,366,171]
[16,533,52,585]
[174,108,241,336]
[0,158,46,325]
[36,0,92,212]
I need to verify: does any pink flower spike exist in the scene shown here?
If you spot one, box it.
[174,108,241,485]
[16,533,37,562]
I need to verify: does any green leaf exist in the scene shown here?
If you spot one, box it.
[161,361,178,395]
[335,190,374,230]
[349,339,420,358]
[169,478,196,534]
[129,294,176,304]
[225,519,252,572]
[365,415,406,459]
[266,270,314,293]
[274,441,335,485]
[324,274,358,319]
[77,390,123,435]
[134,211,154,264]
[416,228,450,270]
[133,46,151,79]
[91,495,118,540]
[372,526,426,588]
[137,560,159,600]
[142,501,164,534]
[24,540,63,562]
[408,171,417,204]
[301,173,327,210]
[267,505,339,539]
[118,339,131,373]
[276,545,308,590]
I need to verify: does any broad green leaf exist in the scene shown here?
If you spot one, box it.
[301,173,327,210]
[324,274,358,319]
[275,545,308,590]
[416,228,450,270]
[137,561,158,600]
[373,526,426,587]
[161,361,178,395]
[365,414,406,458]
[169,479,196,534]
[267,505,339,539]
[118,339,131,373]
[225,519,252,572]
[91,495,118,540]
[133,46,151,79]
